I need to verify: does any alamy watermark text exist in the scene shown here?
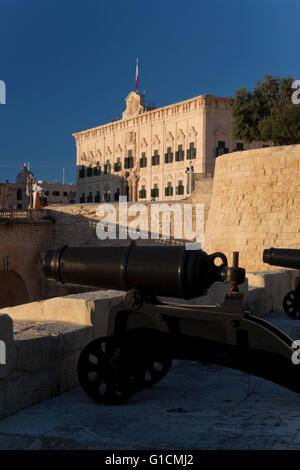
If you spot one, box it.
[0,80,6,104]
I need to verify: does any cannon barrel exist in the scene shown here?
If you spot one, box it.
[43,244,228,299]
[263,247,300,270]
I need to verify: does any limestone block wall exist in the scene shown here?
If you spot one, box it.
[189,176,213,223]
[204,144,300,272]
[45,196,211,249]
[0,221,53,307]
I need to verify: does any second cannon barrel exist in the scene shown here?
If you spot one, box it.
[263,247,300,270]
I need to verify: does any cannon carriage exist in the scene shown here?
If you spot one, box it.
[43,244,300,404]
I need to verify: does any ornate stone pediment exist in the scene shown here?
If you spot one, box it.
[122,91,145,119]
[126,131,136,145]
[188,126,198,138]
[177,129,185,141]
[105,146,112,157]
[153,134,160,146]
[166,131,174,143]
[140,137,148,149]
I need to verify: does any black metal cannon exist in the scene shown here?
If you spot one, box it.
[263,248,300,319]
[43,244,300,404]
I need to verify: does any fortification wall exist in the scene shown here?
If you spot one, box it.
[0,221,52,307]
[45,185,213,249]
[203,144,300,272]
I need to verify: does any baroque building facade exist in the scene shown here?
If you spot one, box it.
[0,165,34,210]
[73,92,268,203]
[0,165,76,209]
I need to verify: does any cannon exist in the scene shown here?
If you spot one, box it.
[44,244,300,404]
[263,248,300,320]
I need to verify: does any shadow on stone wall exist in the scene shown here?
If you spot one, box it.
[0,270,29,308]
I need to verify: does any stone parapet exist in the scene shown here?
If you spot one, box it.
[0,291,122,418]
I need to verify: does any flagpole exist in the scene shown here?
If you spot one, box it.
[136,58,138,93]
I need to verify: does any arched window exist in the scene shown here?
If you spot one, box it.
[17,189,22,201]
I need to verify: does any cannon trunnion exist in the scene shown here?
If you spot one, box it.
[44,245,300,404]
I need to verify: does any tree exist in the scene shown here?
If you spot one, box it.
[229,74,300,145]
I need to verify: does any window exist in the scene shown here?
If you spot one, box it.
[114,158,122,172]
[114,188,120,201]
[234,142,244,152]
[44,191,49,196]
[87,166,93,177]
[139,185,147,199]
[187,142,196,159]
[87,192,93,203]
[176,180,184,195]
[175,144,184,161]
[94,164,101,176]
[165,147,173,164]
[165,181,173,197]
[104,160,111,174]
[124,150,134,169]
[17,189,22,200]
[79,166,85,178]
[151,183,159,198]
[124,157,134,169]
[140,152,147,168]
[80,193,85,203]
[53,191,60,196]
[63,192,68,197]
[215,141,229,157]
[152,149,160,166]
[95,191,101,203]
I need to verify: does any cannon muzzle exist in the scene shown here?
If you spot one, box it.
[43,244,229,299]
[263,247,300,270]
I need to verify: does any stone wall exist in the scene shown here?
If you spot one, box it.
[45,194,212,249]
[204,144,300,272]
[189,175,213,223]
[0,291,122,418]
[0,220,52,307]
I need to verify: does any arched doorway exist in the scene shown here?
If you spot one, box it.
[0,270,29,308]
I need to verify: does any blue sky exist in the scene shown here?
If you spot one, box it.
[0,0,299,183]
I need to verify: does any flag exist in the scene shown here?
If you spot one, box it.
[136,58,138,92]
